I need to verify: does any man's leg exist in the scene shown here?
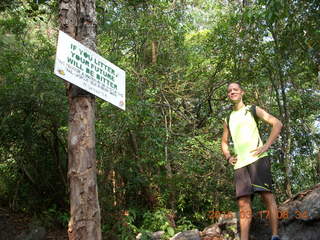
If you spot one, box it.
[260,192,278,236]
[238,195,252,240]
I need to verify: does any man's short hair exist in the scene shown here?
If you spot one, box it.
[227,82,242,90]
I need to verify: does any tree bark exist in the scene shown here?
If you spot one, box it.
[58,0,101,239]
[316,151,320,181]
[151,40,158,64]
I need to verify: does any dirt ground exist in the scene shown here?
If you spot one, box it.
[0,207,68,240]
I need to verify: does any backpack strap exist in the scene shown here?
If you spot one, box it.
[250,105,259,127]
[226,109,232,131]
[250,105,262,146]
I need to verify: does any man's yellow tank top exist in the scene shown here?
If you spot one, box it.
[228,105,267,169]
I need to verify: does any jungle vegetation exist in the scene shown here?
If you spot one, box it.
[0,0,319,239]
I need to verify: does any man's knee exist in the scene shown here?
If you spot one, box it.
[238,195,252,209]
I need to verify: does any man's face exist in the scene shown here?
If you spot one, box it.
[227,83,244,103]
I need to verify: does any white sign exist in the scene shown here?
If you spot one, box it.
[54,31,125,110]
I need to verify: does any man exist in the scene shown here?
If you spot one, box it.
[221,82,283,240]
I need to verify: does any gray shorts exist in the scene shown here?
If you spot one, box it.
[234,156,273,199]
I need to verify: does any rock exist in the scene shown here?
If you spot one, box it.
[200,212,239,240]
[170,229,201,240]
[201,224,221,238]
[15,226,46,240]
[278,184,320,223]
[136,233,142,239]
[276,184,320,240]
[250,218,271,240]
[279,220,320,240]
[250,183,320,240]
[152,231,165,239]
[136,230,165,240]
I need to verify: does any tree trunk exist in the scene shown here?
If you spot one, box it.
[269,28,293,198]
[316,151,320,181]
[318,65,320,88]
[279,79,293,197]
[59,0,102,239]
[160,91,176,216]
[152,40,158,64]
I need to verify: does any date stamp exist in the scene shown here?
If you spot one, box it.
[256,210,310,220]
[208,210,310,220]
[208,211,234,220]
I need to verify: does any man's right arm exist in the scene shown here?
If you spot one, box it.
[221,122,237,165]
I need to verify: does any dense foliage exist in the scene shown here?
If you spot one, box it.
[0,0,319,238]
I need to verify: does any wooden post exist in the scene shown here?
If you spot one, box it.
[58,0,102,239]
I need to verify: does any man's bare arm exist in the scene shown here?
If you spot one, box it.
[221,122,237,165]
[251,106,283,156]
